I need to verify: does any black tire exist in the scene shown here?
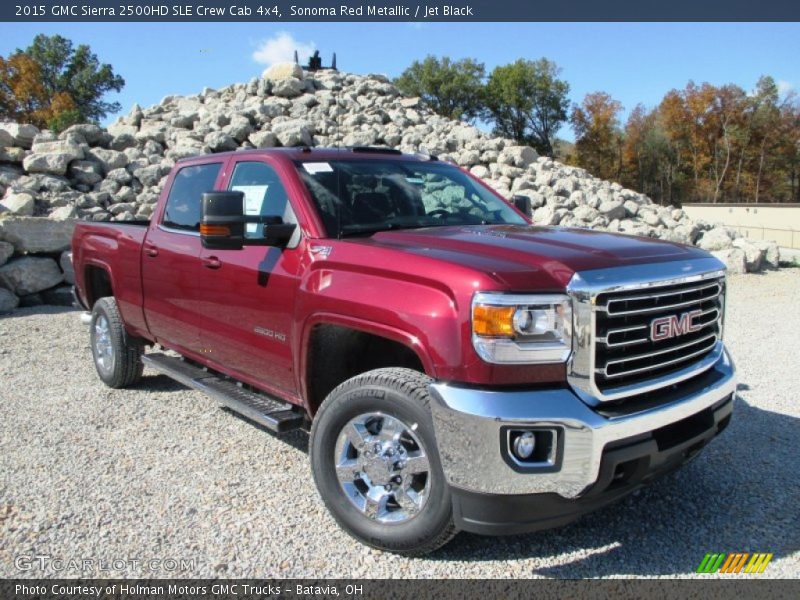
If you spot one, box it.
[90,296,144,389]
[310,367,457,556]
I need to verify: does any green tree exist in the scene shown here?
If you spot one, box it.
[14,34,124,127]
[483,58,570,157]
[394,56,485,122]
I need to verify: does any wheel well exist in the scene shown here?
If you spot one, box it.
[84,265,113,307]
[306,324,426,415]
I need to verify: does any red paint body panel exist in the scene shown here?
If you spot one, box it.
[71,148,715,409]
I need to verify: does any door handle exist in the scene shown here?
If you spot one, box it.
[144,244,159,257]
[202,256,222,270]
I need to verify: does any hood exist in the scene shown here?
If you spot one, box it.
[347,224,711,290]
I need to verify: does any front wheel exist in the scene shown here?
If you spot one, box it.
[309,368,457,556]
[90,296,144,389]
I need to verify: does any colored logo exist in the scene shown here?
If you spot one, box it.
[696,552,773,574]
[650,309,703,341]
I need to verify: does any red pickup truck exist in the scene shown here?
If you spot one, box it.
[72,147,736,555]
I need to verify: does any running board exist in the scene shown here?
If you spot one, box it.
[141,353,305,433]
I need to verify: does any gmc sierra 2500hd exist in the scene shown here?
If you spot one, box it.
[72,147,736,555]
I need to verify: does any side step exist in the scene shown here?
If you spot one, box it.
[141,353,305,433]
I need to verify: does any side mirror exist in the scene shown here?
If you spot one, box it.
[201,191,245,250]
[200,190,299,250]
[512,194,532,217]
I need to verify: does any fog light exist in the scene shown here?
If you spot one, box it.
[512,431,536,460]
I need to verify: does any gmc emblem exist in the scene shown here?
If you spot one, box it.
[650,309,703,341]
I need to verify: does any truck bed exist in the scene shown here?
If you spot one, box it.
[72,220,150,337]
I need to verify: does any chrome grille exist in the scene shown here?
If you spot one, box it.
[593,276,724,392]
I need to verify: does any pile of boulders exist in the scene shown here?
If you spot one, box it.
[0,65,781,312]
[0,217,74,312]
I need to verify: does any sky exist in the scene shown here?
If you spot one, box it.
[1,22,799,141]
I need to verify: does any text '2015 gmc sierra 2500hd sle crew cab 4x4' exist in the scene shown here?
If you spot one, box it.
[72,146,736,555]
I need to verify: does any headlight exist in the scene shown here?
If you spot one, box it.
[471,292,572,364]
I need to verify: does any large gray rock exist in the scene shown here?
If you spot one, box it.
[0,147,26,163]
[598,200,626,221]
[697,226,733,251]
[248,131,278,148]
[204,131,238,152]
[272,120,313,146]
[0,192,35,216]
[711,248,746,275]
[59,250,75,285]
[753,240,780,269]
[42,285,74,306]
[107,123,137,138]
[87,148,129,173]
[0,287,19,313]
[0,128,12,148]
[0,240,14,266]
[62,123,106,145]
[22,140,84,175]
[49,205,77,219]
[262,62,304,81]
[0,256,64,295]
[0,216,76,253]
[69,160,104,185]
[0,123,39,149]
[732,238,765,273]
[497,146,537,168]
[272,78,305,98]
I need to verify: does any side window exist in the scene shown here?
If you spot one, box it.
[162,162,222,231]
[228,161,295,239]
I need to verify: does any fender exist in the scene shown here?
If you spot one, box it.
[297,311,437,409]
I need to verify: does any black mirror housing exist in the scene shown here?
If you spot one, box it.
[512,194,533,217]
[201,191,246,250]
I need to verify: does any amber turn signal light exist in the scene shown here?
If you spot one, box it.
[473,305,515,337]
[200,224,231,236]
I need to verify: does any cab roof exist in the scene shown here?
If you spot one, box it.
[175,146,439,164]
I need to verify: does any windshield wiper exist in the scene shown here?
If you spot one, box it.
[339,223,433,238]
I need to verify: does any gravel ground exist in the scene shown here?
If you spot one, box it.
[1,269,798,579]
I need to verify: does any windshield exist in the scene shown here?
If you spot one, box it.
[294,158,526,237]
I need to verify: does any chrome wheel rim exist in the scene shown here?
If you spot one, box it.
[334,412,431,524]
[94,315,114,372]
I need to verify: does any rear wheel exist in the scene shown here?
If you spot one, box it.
[310,368,457,555]
[90,296,143,388]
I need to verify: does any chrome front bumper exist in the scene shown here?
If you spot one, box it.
[428,348,736,498]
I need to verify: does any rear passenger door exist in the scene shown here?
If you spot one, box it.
[194,157,303,396]
[142,160,225,355]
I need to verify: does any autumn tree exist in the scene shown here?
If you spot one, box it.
[483,58,570,156]
[570,92,624,181]
[0,53,77,129]
[622,105,669,203]
[394,56,486,122]
[1,34,124,130]
[775,101,800,202]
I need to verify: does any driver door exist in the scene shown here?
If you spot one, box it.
[193,157,303,396]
